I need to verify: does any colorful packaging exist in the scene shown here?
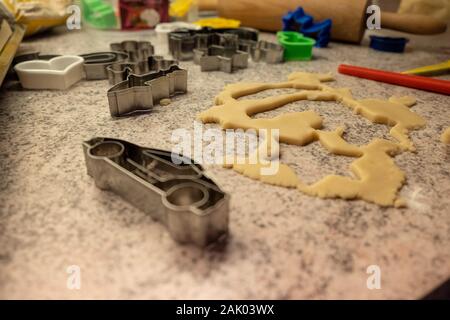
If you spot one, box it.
[119,0,169,30]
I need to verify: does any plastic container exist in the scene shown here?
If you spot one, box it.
[369,36,409,53]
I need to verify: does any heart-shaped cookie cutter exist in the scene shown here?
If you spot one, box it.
[14,55,85,90]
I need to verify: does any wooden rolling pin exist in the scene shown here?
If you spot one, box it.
[198,0,448,43]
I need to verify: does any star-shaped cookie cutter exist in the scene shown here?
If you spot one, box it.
[193,45,249,73]
[106,55,179,85]
[107,65,188,117]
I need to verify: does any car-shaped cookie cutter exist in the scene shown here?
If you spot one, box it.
[106,55,178,85]
[107,65,187,117]
[83,137,229,247]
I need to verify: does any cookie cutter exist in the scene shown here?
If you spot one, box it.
[283,7,314,33]
[8,52,60,81]
[83,137,229,246]
[80,51,129,80]
[301,19,332,48]
[106,56,179,85]
[12,51,60,64]
[169,28,217,61]
[169,27,258,61]
[107,65,187,117]
[14,55,85,90]
[277,31,316,61]
[217,27,259,42]
[155,22,201,53]
[282,7,332,48]
[369,36,409,53]
[239,40,284,64]
[193,45,248,73]
[110,41,154,62]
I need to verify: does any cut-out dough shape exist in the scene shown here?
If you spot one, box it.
[442,127,450,144]
[197,72,426,206]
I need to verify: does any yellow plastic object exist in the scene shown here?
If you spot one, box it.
[402,60,450,76]
[3,0,70,37]
[194,17,241,29]
[19,16,68,37]
[0,24,26,86]
[170,0,194,18]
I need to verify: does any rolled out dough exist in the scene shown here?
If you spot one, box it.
[442,127,450,144]
[197,72,426,207]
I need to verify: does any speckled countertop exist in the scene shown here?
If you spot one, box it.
[0,26,449,300]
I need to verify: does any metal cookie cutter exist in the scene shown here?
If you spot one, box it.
[107,55,178,85]
[13,52,60,64]
[239,40,284,64]
[83,137,229,246]
[193,45,248,73]
[169,28,217,61]
[216,27,259,42]
[80,51,129,80]
[155,22,201,53]
[107,65,187,117]
[169,27,259,61]
[110,40,154,62]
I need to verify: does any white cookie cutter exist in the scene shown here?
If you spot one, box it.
[14,55,85,90]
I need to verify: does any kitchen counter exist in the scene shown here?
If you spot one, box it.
[0,26,449,299]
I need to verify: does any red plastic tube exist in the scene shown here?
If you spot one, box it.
[338,64,450,95]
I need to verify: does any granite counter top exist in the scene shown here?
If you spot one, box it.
[0,26,449,299]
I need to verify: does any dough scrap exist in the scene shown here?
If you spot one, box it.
[442,127,450,144]
[197,72,426,206]
[341,96,426,151]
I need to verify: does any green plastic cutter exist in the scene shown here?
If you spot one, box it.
[277,31,316,61]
